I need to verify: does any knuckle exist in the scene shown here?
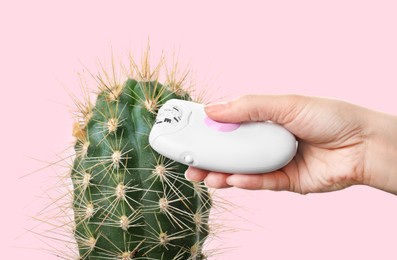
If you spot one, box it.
[238,94,262,121]
[278,94,305,124]
[239,94,256,104]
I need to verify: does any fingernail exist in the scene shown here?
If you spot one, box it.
[205,102,227,113]
[203,178,210,188]
[226,175,236,186]
[184,170,192,181]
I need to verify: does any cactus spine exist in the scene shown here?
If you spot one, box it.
[71,51,211,259]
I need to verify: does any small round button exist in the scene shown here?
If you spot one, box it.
[204,117,240,132]
[184,155,194,164]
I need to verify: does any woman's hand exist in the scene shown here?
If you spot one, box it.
[185,95,397,195]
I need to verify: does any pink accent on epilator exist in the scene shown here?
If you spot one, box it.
[204,117,240,132]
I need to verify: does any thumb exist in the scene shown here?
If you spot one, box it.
[204,94,305,124]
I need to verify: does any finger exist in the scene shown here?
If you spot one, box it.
[185,167,209,182]
[225,171,291,191]
[205,94,306,125]
[204,172,232,189]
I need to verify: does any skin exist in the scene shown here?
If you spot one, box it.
[185,94,397,195]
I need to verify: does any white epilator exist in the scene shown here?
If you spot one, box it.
[149,99,297,174]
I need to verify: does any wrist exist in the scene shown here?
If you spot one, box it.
[363,111,397,194]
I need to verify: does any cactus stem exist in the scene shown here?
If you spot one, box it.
[68,47,213,259]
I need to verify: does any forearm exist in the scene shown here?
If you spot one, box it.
[364,110,397,194]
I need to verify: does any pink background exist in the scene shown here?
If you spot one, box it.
[1,0,396,259]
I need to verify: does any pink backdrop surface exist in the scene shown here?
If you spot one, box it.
[1,1,396,259]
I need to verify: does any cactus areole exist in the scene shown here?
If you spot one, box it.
[71,69,211,259]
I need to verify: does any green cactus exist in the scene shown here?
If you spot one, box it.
[70,52,211,259]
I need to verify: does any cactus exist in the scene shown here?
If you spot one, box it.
[70,51,211,259]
